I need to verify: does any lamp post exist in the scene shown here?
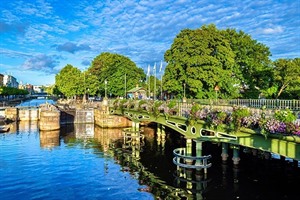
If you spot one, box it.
[103,79,108,106]
[183,82,186,103]
[184,83,186,98]
[105,79,108,98]
[214,85,219,104]
[124,74,127,99]
[84,69,87,103]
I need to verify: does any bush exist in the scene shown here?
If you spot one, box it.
[274,109,297,123]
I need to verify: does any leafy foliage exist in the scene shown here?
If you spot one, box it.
[274,109,297,123]
[231,107,251,131]
[222,29,272,98]
[164,25,238,99]
[0,86,29,95]
[90,52,146,97]
[55,64,82,98]
[164,24,273,99]
[273,58,300,99]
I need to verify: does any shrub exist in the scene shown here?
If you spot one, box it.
[274,109,297,123]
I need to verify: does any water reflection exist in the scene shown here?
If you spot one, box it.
[31,123,300,199]
[18,120,38,132]
[75,123,94,138]
[40,130,60,148]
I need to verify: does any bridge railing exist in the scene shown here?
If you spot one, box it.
[188,99,300,111]
[173,147,212,173]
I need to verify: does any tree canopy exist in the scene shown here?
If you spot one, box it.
[55,64,82,98]
[273,58,300,99]
[163,24,272,99]
[53,24,298,100]
[0,86,28,96]
[222,28,272,98]
[90,52,146,97]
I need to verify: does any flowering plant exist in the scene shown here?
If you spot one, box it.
[274,109,297,123]
[167,100,178,115]
[205,110,228,130]
[230,107,251,131]
[152,101,164,118]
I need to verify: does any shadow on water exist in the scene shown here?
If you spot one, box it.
[57,123,300,199]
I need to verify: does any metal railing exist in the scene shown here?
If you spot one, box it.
[189,99,300,111]
[173,148,212,173]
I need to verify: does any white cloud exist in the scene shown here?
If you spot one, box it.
[21,54,60,73]
[0,0,299,85]
[261,26,284,34]
[56,42,91,54]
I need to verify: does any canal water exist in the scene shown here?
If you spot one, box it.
[0,99,299,199]
[16,98,55,107]
[1,121,300,200]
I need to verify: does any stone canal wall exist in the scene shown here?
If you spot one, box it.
[74,109,94,124]
[19,109,39,121]
[94,105,132,128]
[39,104,60,131]
[1,105,132,130]
[5,108,19,121]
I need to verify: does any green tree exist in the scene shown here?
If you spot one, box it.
[55,64,82,98]
[164,24,273,99]
[45,84,62,96]
[164,24,238,99]
[222,29,272,98]
[273,58,300,99]
[90,52,146,97]
[83,70,100,99]
[0,86,28,96]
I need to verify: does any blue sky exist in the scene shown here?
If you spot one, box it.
[0,0,299,85]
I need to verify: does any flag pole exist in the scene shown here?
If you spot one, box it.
[124,73,127,99]
[147,64,150,99]
[160,61,163,100]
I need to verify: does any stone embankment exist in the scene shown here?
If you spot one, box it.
[1,100,132,131]
[39,104,60,131]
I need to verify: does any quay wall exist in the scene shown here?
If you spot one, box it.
[1,105,132,130]
[19,109,39,121]
[39,104,60,131]
[94,105,132,128]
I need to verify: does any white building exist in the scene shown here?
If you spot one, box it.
[3,75,19,88]
[33,85,43,93]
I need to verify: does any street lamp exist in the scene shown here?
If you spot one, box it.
[105,79,108,98]
[103,79,108,106]
[184,83,186,98]
[183,82,186,103]
[214,85,220,104]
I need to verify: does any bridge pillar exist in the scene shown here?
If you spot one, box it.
[156,124,162,146]
[156,124,166,154]
[232,145,240,165]
[195,140,206,173]
[221,143,229,163]
[264,151,271,160]
[186,169,193,192]
[185,138,193,164]
[161,125,166,155]
[131,121,140,131]
[252,149,258,156]
[195,170,206,199]
[131,138,140,159]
